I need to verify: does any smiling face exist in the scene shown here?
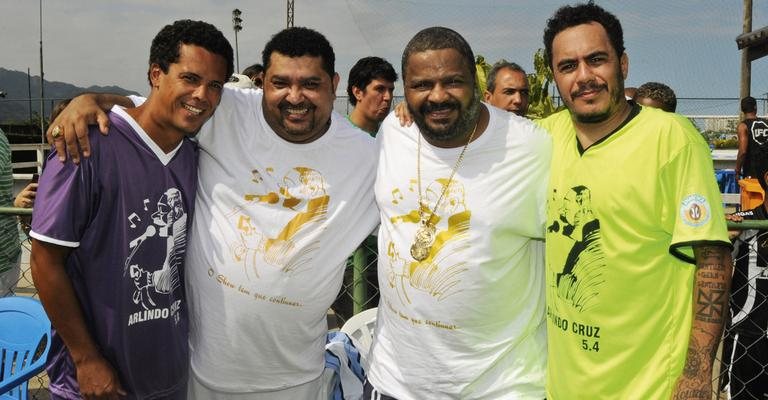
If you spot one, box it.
[150,44,227,136]
[404,48,480,143]
[484,67,530,116]
[551,22,628,124]
[353,77,396,123]
[262,52,340,143]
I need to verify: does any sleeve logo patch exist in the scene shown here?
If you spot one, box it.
[680,194,711,227]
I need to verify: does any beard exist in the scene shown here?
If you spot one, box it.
[569,80,625,124]
[410,91,481,143]
[277,100,318,136]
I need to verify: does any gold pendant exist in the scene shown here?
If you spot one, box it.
[410,223,436,261]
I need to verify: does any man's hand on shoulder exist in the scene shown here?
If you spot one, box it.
[47,93,132,164]
[394,101,414,127]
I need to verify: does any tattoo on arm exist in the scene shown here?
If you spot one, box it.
[681,329,715,378]
[694,246,728,326]
[674,245,732,398]
[695,289,726,323]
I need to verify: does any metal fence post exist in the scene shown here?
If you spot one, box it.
[351,246,368,315]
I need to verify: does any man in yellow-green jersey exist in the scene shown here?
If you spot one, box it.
[538,3,732,399]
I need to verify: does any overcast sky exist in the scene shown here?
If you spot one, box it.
[1,0,767,114]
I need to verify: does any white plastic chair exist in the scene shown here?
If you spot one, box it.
[340,307,377,368]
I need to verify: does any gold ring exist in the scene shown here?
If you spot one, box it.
[51,125,62,139]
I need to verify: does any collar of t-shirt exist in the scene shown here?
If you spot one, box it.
[577,101,641,155]
[345,115,377,137]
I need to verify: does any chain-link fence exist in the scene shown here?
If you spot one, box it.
[334,223,768,400]
[5,96,768,398]
[7,211,768,398]
[2,223,49,399]
[716,221,768,400]
[2,96,764,146]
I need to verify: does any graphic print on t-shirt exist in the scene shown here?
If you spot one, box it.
[387,177,471,306]
[731,223,768,333]
[547,185,606,312]
[749,119,768,146]
[228,166,329,279]
[125,187,186,326]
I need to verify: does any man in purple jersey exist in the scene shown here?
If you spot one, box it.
[29,20,232,400]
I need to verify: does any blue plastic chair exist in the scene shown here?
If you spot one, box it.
[716,169,739,194]
[0,297,51,400]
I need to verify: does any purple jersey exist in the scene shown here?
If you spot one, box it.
[31,108,197,399]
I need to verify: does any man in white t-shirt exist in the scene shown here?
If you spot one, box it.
[366,26,551,399]
[47,27,378,400]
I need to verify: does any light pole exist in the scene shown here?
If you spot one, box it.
[39,0,45,141]
[232,9,243,73]
[287,0,294,28]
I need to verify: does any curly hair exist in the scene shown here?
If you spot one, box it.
[147,19,234,86]
[543,3,624,69]
[346,56,398,106]
[635,82,677,112]
[262,27,335,78]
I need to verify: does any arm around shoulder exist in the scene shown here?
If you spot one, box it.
[48,93,133,164]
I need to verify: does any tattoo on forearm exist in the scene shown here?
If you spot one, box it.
[682,328,716,375]
[673,246,731,399]
[699,246,723,260]
[675,329,717,399]
[693,246,730,326]
[672,389,709,400]
[695,289,725,324]
[682,335,703,378]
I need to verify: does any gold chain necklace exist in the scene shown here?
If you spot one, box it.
[410,123,478,261]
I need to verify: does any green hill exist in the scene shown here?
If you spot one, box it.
[0,67,140,124]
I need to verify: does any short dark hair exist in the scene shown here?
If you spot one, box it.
[486,61,526,93]
[346,57,398,106]
[241,63,264,79]
[635,82,677,112]
[147,19,234,86]
[543,3,624,69]
[401,26,475,83]
[262,27,335,78]
[742,96,757,113]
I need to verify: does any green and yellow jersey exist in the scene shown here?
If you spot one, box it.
[537,105,730,399]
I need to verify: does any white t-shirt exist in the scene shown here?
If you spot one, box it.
[368,105,551,399]
[185,87,379,392]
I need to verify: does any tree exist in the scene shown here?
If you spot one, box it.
[526,49,559,119]
[474,55,491,94]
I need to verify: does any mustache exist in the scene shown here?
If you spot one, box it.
[278,101,315,111]
[420,100,460,114]
[571,82,608,98]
